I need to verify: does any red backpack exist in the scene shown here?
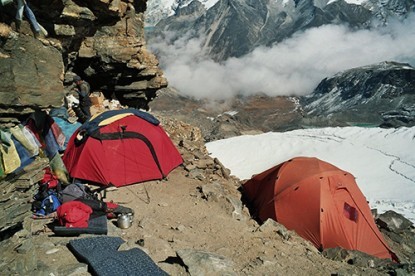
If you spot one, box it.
[57,201,93,228]
[40,167,60,189]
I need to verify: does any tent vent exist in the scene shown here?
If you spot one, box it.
[343,202,358,222]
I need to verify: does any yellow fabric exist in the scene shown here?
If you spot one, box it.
[97,113,134,127]
[49,152,69,185]
[10,125,39,156]
[0,131,21,174]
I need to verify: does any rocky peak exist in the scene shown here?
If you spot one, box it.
[301,61,415,127]
[0,0,167,125]
[176,0,206,16]
[363,0,415,24]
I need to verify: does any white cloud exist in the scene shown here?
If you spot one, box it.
[148,14,415,100]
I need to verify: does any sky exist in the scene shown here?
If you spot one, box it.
[206,126,415,223]
[148,14,415,100]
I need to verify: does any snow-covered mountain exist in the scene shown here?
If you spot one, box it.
[301,61,415,128]
[146,0,412,27]
[145,0,219,27]
[147,0,415,61]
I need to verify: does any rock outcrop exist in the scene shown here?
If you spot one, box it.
[0,0,167,125]
[0,34,64,125]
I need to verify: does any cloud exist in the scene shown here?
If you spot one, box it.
[148,14,415,100]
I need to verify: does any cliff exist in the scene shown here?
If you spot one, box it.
[0,0,167,125]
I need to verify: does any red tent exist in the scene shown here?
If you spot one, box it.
[63,109,182,187]
[243,157,396,261]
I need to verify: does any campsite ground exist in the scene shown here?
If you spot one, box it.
[4,108,412,275]
[27,110,411,276]
[26,161,386,275]
[93,166,385,275]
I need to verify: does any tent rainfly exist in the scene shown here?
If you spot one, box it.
[243,156,397,261]
[63,109,183,187]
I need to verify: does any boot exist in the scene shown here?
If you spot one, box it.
[15,19,22,33]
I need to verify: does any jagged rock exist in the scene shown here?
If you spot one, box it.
[0,158,48,235]
[200,182,225,202]
[61,0,96,21]
[58,263,89,276]
[377,210,414,233]
[0,0,167,125]
[54,24,76,36]
[158,117,207,154]
[226,195,244,221]
[214,158,231,179]
[0,226,37,274]
[376,211,415,264]
[323,247,387,266]
[0,36,64,118]
[176,249,237,276]
[257,219,292,241]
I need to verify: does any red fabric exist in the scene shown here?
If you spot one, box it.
[243,156,396,261]
[57,201,93,228]
[63,115,183,187]
[40,167,59,189]
[25,119,45,149]
[48,117,66,149]
[106,202,118,209]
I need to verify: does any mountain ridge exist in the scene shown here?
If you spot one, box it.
[147,0,415,61]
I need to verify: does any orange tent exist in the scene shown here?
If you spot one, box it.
[243,157,396,261]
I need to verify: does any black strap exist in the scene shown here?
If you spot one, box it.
[90,131,165,178]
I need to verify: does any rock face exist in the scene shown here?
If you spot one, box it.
[148,0,414,61]
[301,61,415,127]
[0,35,64,123]
[0,0,167,123]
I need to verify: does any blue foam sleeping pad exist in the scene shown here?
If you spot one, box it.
[68,236,168,276]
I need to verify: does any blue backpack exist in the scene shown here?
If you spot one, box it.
[34,192,61,216]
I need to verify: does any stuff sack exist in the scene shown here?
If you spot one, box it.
[61,183,96,203]
[57,201,93,228]
[40,167,60,189]
[33,192,61,216]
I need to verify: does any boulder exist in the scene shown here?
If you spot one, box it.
[377,210,413,233]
